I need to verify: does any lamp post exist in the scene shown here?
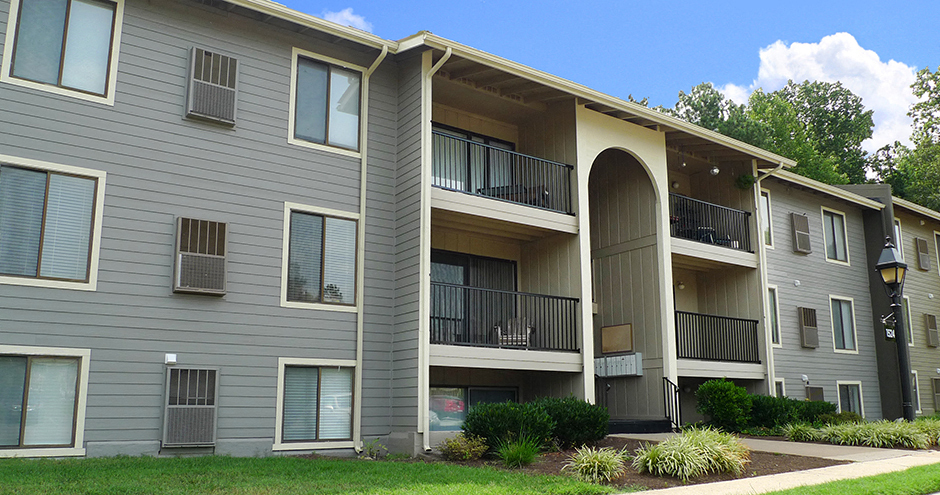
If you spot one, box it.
[875,237,915,421]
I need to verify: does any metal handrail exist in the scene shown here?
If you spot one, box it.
[432,130,574,214]
[430,282,579,352]
[669,193,752,252]
[675,310,760,363]
[663,377,681,431]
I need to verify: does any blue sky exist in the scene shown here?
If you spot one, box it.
[281,0,940,152]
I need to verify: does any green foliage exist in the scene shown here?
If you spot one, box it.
[463,401,555,452]
[695,378,752,431]
[749,395,799,428]
[437,433,489,461]
[532,396,609,448]
[562,446,628,484]
[818,411,864,425]
[361,438,387,459]
[793,400,837,423]
[914,418,940,445]
[782,423,825,442]
[632,427,750,481]
[495,435,542,468]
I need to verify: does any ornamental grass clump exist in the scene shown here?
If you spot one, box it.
[562,446,628,484]
[495,434,542,468]
[632,427,750,482]
[815,421,931,449]
[781,423,824,443]
[914,418,940,445]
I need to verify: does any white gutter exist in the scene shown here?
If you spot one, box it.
[755,161,785,184]
[771,170,885,210]
[353,45,388,454]
[419,47,452,454]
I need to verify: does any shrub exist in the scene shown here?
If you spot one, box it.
[563,446,627,483]
[914,418,940,445]
[793,400,837,423]
[781,423,824,442]
[532,396,609,448]
[632,427,750,481]
[749,395,798,428]
[496,435,542,468]
[463,401,555,452]
[695,379,752,431]
[437,433,489,461]
[818,411,864,425]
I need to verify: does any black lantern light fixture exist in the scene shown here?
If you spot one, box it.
[875,236,915,421]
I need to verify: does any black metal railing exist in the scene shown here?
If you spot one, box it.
[430,282,579,352]
[663,377,681,431]
[432,131,574,214]
[669,193,752,252]
[675,310,760,363]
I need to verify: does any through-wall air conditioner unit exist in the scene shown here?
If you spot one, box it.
[162,368,219,448]
[798,307,818,348]
[174,218,227,295]
[804,385,824,402]
[186,47,238,125]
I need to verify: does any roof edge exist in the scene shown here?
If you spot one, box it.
[892,196,940,223]
[771,171,885,210]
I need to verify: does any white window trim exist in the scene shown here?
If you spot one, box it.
[0,345,91,458]
[287,47,364,158]
[829,295,859,354]
[820,206,850,266]
[894,218,904,260]
[775,378,786,397]
[1,0,124,106]
[934,231,940,277]
[279,201,359,312]
[0,154,106,291]
[836,380,865,418]
[273,356,356,452]
[768,284,782,348]
[903,295,914,347]
[760,188,774,249]
[912,370,922,414]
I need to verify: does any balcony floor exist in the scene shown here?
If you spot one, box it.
[432,188,578,236]
[429,344,582,373]
[671,237,758,269]
[677,359,765,380]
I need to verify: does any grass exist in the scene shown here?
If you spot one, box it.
[762,462,940,495]
[0,455,614,495]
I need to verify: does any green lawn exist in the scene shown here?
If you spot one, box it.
[0,455,614,495]
[764,463,940,495]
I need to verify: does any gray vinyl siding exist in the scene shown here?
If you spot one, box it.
[893,210,940,416]
[0,0,396,454]
[392,52,425,431]
[764,180,882,419]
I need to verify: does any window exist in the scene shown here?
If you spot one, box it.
[902,296,914,346]
[894,219,903,259]
[774,379,785,398]
[837,382,863,416]
[274,358,354,450]
[429,386,516,431]
[280,203,358,309]
[0,157,105,290]
[830,297,857,352]
[2,0,123,103]
[759,190,773,247]
[0,346,89,457]
[768,286,780,346]
[912,371,921,414]
[935,232,940,275]
[822,208,848,263]
[289,48,362,153]
[431,124,515,194]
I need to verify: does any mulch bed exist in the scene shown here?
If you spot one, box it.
[431,437,849,491]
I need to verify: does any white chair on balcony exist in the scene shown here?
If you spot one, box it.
[497,317,532,348]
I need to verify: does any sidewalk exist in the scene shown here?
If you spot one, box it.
[612,433,940,494]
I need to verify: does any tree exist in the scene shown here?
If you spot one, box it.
[910,66,940,145]
[668,82,770,147]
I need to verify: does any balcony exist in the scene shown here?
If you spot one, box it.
[669,193,752,252]
[675,311,760,364]
[430,282,579,352]
[432,130,573,215]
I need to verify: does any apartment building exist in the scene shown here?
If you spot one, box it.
[17,0,940,460]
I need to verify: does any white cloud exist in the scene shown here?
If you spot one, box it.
[717,33,919,152]
[322,8,373,33]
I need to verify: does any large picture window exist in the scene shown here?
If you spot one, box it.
[429,386,516,431]
[822,208,848,263]
[830,297,857,352]
[290,49,361,152]
[3,0,123,102]
[281,203,358,308]
[0,159,105,289]
[274,357,355,451]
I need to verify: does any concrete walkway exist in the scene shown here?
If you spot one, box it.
[612,433,940,494]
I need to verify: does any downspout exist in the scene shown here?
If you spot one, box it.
[353,44,388,453]
[755,161,785,184]
[755,161,783,394]
[420,46,452,454]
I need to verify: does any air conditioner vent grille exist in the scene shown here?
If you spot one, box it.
[186,48,237,125]
[174,218,227,295]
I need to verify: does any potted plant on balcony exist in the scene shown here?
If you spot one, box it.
[324,284,344,303]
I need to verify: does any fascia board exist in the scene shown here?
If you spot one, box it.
[773,171,885,210]
[893,197,940,223]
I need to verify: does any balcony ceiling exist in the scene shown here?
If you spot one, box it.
[431,51,792,169]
